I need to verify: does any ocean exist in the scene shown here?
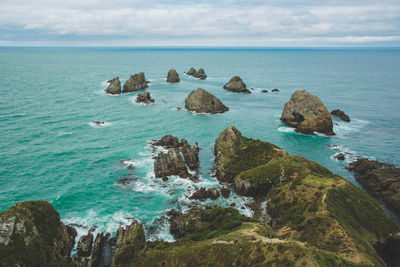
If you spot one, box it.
[1,47,399,241]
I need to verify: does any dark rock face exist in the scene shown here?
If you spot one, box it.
[223,76,251,94]
[331,109,350,122]
[136,92,155,104]
[220,183,230,198]
[280,90,334,135]
[0,200,76,266]
[115,221,145,248]
[348,158,400,216]
[77,232,94,257]
[186,67,196,76]
[373,232,400,267]
[167,69,180,83]
[185,88,228,114]
[105,77,121,95]
[271,89,280,92]
[154,149,189,179]
[189,187,220,200]
[181,138,200,170]
[93,121,105,125]
[261,90,268,93]
[122,72,148,93]
[193,68,207,80]
[334,153,346,161]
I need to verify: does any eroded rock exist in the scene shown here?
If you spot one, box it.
[331,109,350,122]
[223,76,251,94]
[136,92,155,104]
[185,88,228,114]
[167,69,180,83]
[105,77,121,95]
[123,72,148,93]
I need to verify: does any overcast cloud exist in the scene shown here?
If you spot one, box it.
[0,0,399,46]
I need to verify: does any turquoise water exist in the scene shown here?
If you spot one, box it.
[1,47,400,239]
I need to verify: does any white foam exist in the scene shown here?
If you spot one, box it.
[58,131,72,136]
[333,118,370,137]
[88,121,112,128]
[277,126,296,133]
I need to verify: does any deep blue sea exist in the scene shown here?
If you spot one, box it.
[1,47,400,241]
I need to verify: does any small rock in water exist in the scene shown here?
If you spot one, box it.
[271,88,280,92]
[162,176,168,182]
[136,92,155,104]
[117,176,140,185]
[261,90,268,93]
[331,109,350,122]
[334,153,346,161]
[93,121,105,125]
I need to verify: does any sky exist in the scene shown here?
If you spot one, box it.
[0,0,400,47]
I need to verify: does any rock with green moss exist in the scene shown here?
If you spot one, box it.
[0,200,76,266]
[214,126,287,183]
[185,88,228,114]
[166,69,180,83]
[105,77,121,95]
[122,72,148,93]
[281,90,334,135]
[223,76,251,93]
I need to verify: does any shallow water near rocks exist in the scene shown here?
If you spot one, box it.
[1,47,400,241]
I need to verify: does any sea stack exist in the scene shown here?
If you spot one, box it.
[223,76,251,93]
[280,90,334,135]
[123,72,148,93]
[105,77,121,94]
[331,109,350,122]
[194,68,207,80]
[186,67,196,76]
[185,88,228,114]
[167,69,180,83]
[136,92,155,104]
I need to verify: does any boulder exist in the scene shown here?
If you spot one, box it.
[189,187,220,200]
[167,69,180,83]
[154,149,189,178]
[185,88,228,114]
[214,126,287,183]
[136,92,155,104]
[122,72,148,93]
[207,188,220,199]
[105,77,121,95]
[194,68,207,80]
[331,109,350,122]
[334,153,346,161]
[154,134,181,149]
[348,158,400,216]
[223,76,251,94]
[0,200,76,266]
[186,67,196,76]
[280,90,334,135]
[77,232,94,257]
[117,176,140,185]
[181,138,200,170]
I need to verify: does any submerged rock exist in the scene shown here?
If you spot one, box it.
[261,90,268,93]
[0,200,76,266]
[105,77,121,95]
[280,90,334,135]
[136,92,155,104]
[348,158,400,216]
[185,88,228,114]
[167,69,180,83]
[154,149,189,179]
[223,76,251,93]
[117,176,140,185]
[271,88,280,92]
[186,67,196,76]
[93,121,105,125]
[193,68,207,80]
[331,109,350,122]
[123,72,148,93]
[77,232,94,257]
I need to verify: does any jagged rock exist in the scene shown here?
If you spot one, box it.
[167,69,180,83]
[214,126,287,183]
[154,149,189,178]
[0,200,76,266]
[331,109,350,122]
[185,88,228,114]
[207,188,220,199]
[72,257,88,267]
[280,90,334,135]
[181,138,200,170]
[334,153,346,161]
[220,183,230,198]
[116,221,145,248]
[223,76,251,94]
[88,232,115,267]
[373,232,400,267]
[122,72,148,93]
[105,77,121,95]
[348,158,400,216]
[136,92,155,104]
[189,187,220,200]
[271,89,280,92]
[262,90,268,93]
[186,67,196,76]
[193,68,207,80]
[154,134,181,149]
[77,232,94,257]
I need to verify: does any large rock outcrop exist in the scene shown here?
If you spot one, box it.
[188,187,220,200]
[77,232,93,257]
[123,72,148,93]
[280,90,334,135]
[373,232,400,267]
[105,77,121,95]
[348,158,400,216]
[136,92,155,104]
[167,69,180,83]
[181,138,200,170]
[185,88,228,114]
[154,149,190,179]
[223,76,251,94]
[193,68,207,80]
[186,67,196,76]
[0,200,76,266]
[214,126,287,183]
[331,109,350,122]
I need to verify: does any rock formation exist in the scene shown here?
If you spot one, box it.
[331,109,350,122]
[271,88,280,92]
[136,92,155,104]
[220,183,230,198]
[185,88,228,114]
[189,187,220,200]
[115,221,145,248]
[186,67,196,76]
[223,76,251,93]
[0,200,76,266]
[154,134,181,149]
[105,77,121,95]
[167,69,180,83]
[122,72,148,93]
[193,68,207,80]
[280,90,334,135]
[261,90,268,93]
[77,232,94,257]
[154,149,189,179]
[181,138,200,170]
[348,158,400,216]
